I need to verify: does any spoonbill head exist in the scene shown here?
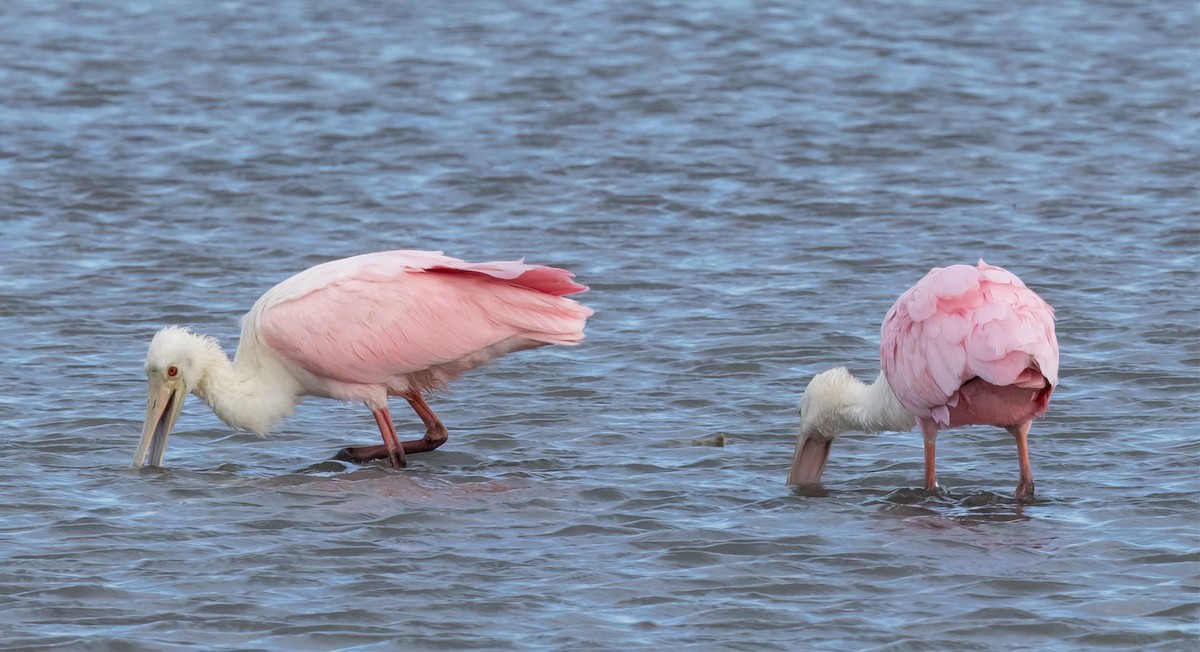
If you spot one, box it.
[134,328,218,468]
[789,367,915,486]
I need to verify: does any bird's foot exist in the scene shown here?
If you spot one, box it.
[387,449,407,469]
[333,445,407,469]
[923,483,951,500]
[1014,479,1036,502]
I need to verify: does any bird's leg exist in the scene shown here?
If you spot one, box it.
[919,419,940,492]
[373,407,408,469]
[333,406,407,468]
[332,395,447,465]
[397,393,449,454]
[1007,421,1035,501]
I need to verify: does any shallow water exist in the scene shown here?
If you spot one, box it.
[1,0,1197,649]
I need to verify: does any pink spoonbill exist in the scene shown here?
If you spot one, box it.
[787,260,1058,500]
[133,250,593,469]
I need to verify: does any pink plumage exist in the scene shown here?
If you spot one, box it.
[133,250,592,470]
[252,251,591,402]
[881,260,1058,428]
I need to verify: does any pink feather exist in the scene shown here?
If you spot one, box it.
[881,260,1058,427]
[249,251,593,402]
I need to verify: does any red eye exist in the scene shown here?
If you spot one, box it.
[167,365,179,378]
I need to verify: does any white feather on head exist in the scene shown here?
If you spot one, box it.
[145,326,225,390]
[799,367,862,442]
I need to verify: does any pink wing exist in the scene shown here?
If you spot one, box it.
[247,251,592,397]
[880,260,1058,425]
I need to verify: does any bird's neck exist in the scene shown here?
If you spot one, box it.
[192,339,303,435]
[844,372,916,434]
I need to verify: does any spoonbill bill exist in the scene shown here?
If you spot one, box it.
[133,250,593,469]
[787,260,1058,500]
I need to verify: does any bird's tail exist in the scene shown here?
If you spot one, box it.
[429,259,588,296]
[426,258,593,345]
[786,433,833,486]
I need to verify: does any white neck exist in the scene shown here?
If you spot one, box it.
[191,338,304,435]
[803,369,915,440]
[846,372,917,434]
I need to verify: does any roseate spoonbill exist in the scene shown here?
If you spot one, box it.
[133,250,592,469]
[787,260,1058,500]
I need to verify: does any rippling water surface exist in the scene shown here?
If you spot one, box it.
[1,0,1197,649]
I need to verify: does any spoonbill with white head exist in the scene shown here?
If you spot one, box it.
[133,250,592,470]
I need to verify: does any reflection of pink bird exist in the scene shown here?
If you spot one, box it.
[133,251,592,469]
[787,260,1058,500]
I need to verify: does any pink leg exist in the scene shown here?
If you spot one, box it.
[334,394,449,466]
[919,419,940,492]
[1007,421,1035,501]
[400,393,449,454]
[373,406,407,469]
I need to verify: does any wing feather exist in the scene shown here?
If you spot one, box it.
[246,251,591,394]
[881,261,1058,425]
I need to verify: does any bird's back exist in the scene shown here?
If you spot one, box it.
[241,251,592,401]
[880,260,1058,425]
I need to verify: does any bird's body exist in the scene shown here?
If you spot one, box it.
[788,260,1058,500]
[134,250,592,469]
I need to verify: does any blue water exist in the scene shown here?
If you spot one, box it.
[1,0,1197,649]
